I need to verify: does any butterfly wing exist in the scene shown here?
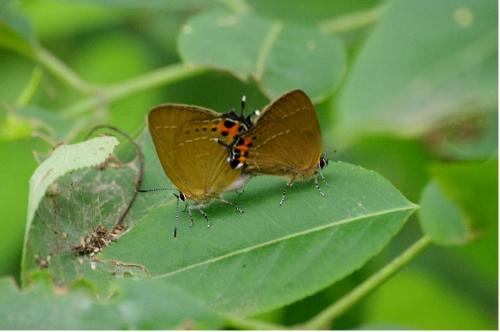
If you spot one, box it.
[148,104,246,202]
[240,90,323,179]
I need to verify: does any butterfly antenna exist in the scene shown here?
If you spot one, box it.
[323,147,337,160]
[279,180,294,207]
[240,95,246,118]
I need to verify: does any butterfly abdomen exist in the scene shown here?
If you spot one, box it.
[229,136,254,169]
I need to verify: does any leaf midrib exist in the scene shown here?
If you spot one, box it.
[152,204,416,279]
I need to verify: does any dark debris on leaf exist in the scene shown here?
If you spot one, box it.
[72,224,127,257]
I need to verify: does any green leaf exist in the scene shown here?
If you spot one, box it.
[419,181,470,245]
[178,9,346,102]
[26,136,119,226]
[0,0,36,56]
[419,160,497,245]
[22,137,124,285]
[0,276,222,329]
[337,0,497,139]
[431,160,498,231]
[97,131,416,317]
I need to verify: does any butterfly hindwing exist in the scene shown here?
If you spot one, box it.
[148,104,247,201]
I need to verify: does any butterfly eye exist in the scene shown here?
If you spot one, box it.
[319,156,328,169]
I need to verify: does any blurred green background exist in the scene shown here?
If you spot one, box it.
[0,0,497,329]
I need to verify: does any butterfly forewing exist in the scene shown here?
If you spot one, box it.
[237,90,323,179]
[148,104,246,201]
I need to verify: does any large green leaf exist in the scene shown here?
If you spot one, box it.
[337,0,497,139]
[99,131,415,316]
[419,160,497,245]
[178,9,346,102]
[0,276,222,329]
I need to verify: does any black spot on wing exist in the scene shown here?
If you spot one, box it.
[224,119,236,128]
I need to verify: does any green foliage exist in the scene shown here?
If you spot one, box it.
[26,136,119,226]
[362,268,494,329]
[0,0,36,56]
[0,0,496,329]
[21,132,416,320]
[419,160,497,245]
[0,138,44,275]
[420,181,470,245]
[0,276,222,329]
[178,9,346,102]
[104,135,416,316]
[337,0,497,140]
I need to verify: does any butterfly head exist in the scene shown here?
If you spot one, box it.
[318,155,329,169]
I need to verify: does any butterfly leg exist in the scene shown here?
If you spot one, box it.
[219,197,244,214]
[173,194,180,238]
[318,169,330,188]
[234,189,245,205]
[182,200,188,212]
[197,208,211,228]
[279,179,294,207]
[187,207,194,228]
[314,175,326,197]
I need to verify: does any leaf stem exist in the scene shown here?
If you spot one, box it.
[319,3,387,35]
[61,63,208,117]
[16,67,43,108]
[33,46,95,94]
[301,235,432,329]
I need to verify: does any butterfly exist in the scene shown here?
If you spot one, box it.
[145,99,253,237]
[223,90,328,205]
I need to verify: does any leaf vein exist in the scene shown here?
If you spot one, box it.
[153,205,415,279]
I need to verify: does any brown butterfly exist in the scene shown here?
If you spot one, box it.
[145,100,253,236]
[224,90,328,205]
